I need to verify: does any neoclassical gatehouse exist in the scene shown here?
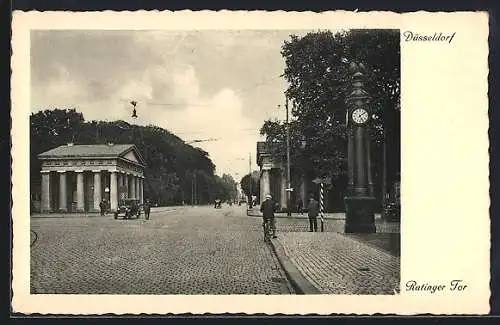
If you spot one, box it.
[256,141,309,210]
[38,143,146,213]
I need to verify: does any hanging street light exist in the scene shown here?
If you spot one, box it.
[130,101,138,118]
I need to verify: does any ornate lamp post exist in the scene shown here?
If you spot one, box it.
[344,62,376,233]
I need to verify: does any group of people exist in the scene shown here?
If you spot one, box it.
[98,198,151,219]
[260,194,321,238]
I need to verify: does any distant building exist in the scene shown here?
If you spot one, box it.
[256,141,291,210]
[256,141,324,211]
[37,143,146,213]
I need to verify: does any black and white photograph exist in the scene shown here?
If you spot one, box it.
[28,27,400,296]
[12,11,489,315]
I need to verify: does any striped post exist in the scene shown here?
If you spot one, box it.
[320,183,325,232]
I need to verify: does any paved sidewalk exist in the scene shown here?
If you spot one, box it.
[247,207,382,220]
[270,232,400,295]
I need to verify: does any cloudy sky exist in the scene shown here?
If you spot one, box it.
[31,29,314,180]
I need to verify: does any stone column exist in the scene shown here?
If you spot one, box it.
[139,177,144,204]
[117,173,122,199]
[93,171,102,212]
[110,171,118,212]
[130,175,136,198]
[117,173,123,200]
[122,173,127,199]
[135,177,139,200]
[260,170,264,203]
[41,171,51,212]
[76,170,85,212]
[280,168,287,210]
[58,171,67,212]
[127,174,132,198]
[261,169,271,200]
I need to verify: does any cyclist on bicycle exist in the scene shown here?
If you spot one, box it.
[260,194,277,238]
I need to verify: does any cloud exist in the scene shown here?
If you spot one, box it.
[30,30,316,177]
[171,64,200,102]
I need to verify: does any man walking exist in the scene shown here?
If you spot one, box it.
[143,199,151,220]
[99,199,106,216]
[307,195,319,232]
[260,194,277,238]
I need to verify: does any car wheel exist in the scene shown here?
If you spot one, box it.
[114,213,118,219]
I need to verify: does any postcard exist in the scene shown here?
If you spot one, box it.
[11,10,489,315]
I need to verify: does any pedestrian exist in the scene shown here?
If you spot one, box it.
[307,195,319,232]
[296,198,303,215]
[99,199,106,216]
[144,199,151,220]
[260,194,277,238]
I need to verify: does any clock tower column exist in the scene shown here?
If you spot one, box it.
[344,62,376,233]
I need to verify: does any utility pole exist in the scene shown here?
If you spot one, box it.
[194,172,197,205]
[191,172,194,206]
[248,152,253,208]
[286,96,292,216]
[382,127,387,219]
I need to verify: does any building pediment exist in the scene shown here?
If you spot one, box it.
[38,143,146,167]
[119,147,146,167]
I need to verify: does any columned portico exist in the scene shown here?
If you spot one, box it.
[280,169,287,209]
[110,171,118,211]
[121,172,128,200]
[256,142,289,209]
[75,170,85,212]
[38,143,146,214]
[260,169,271,200]
[139,177,144,204]
[58,171,67,212]
[93,170,102,212]
[41,171,51,212]
[135,177,140,200]
[130,174,136,198]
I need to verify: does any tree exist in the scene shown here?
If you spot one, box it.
[30,108,85,182]
[240,172,259,203]
[30,109,225,207]
[221,173,237,202]
[261,29,400,210]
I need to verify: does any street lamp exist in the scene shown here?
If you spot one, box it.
[104,187,110,211]
[278,98,292,216]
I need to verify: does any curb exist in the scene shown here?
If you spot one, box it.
[246,213,346,221]
[268,238,322,295]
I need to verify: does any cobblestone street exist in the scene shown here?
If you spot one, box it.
[30,206,293,294]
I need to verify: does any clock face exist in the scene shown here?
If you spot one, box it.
[352,108,369,124]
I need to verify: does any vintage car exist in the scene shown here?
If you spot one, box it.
[114,198,142,219]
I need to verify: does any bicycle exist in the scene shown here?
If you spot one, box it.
[263,218,273,241]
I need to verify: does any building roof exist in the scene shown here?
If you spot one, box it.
[257,141,284,165]
[38,143,146,166]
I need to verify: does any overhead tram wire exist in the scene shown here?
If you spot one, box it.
[173,128,260,135]
[121,73,285,109]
